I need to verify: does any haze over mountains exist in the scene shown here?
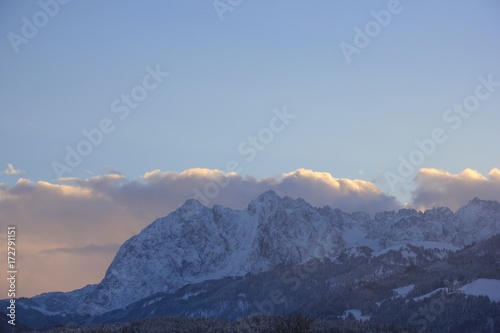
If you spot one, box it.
[4,191,500,331]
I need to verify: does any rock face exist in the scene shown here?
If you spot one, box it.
[15,192,500,320]
[79,191,351,314]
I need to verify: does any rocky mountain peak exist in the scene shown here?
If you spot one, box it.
[19,193,500,321]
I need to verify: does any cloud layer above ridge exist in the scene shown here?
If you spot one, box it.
[410,168,500,211]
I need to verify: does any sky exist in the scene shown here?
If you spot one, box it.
[0,0,500,297]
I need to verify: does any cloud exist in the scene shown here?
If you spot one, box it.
[0,168,398,297]
[275,169,398,214]
[135,168,400,214]
[40,243,121,255]
[1,163,23,175]
[410,168,500,211]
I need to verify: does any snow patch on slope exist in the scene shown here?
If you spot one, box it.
[413,288,447,302]
[340,309,371,321]
[373,241,459,257]
[394,284,415,297]
[460,279,500,302]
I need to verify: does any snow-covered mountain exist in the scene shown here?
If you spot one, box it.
[9,191,500,329]
[79,191,351,315]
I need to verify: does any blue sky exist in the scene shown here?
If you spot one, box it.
[1,1,500,296]
[2,1,500,194]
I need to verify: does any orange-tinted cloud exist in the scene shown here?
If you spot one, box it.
[410,168,500,211]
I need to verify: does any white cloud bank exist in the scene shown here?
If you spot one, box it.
[410,168,500,211]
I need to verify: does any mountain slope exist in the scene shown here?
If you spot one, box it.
[78,191,351,314]
[8,192,500,329]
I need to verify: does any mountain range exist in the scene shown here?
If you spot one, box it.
[4,191,500,332]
